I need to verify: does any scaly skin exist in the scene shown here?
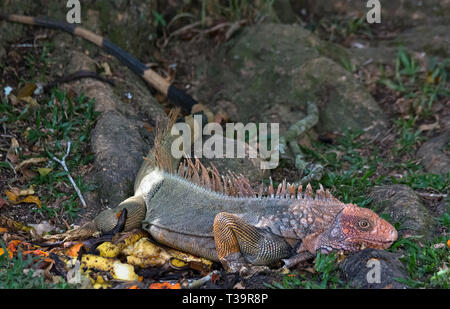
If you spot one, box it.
[53,166,397,273]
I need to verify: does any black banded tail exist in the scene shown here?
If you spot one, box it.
[0,13,197,113]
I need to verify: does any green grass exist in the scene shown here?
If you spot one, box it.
[265,253,345,289]
[392,117,425,155]
[378,47,449,117]
[23,41,54,83]
[1,87,99,221]
[0,241,72,289]
[389,207,450,289]
[306,15,373,43]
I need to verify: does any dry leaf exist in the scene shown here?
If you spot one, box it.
[20,168,38,180]
[20,96,39,107]
[8,185,35,196]
[5,190,42,207]
[0,248,13,259]
[100,62,112,76]
[419,122,440,132]
[426,71,440,85]
[7,137,20,164]
[15,157,47,171]
[17,83,37,98]
[149,282,180,289]
[28,221,54,236]
[66,243,84,257]
[393,98,412,115]
[0,227,7,233]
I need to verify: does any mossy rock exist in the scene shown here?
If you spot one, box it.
[369,185,435,240]
[195,22,387,137]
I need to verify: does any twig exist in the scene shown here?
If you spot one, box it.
[416,192,448,199]
[187,270,219,289]
[52,140,87,208]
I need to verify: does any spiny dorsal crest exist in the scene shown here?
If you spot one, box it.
[177,157,340,203]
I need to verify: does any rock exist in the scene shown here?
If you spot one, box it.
[293,56,387,136]
[90,111,149,208]
[290,0,450,28]
[340,249,409,289]
[194,23,388,139]
[386,25,450,58]
[198,136,267,185]
[59,50,165,219]
[289,1,450,57]
[369,185,435,240]
[416,129,450,176]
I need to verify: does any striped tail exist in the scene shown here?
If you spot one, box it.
[0,13,198,113]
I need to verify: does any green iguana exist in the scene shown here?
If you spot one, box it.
[2,13,398,274]
[47,111,397,274]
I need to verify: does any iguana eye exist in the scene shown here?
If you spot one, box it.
[358,219,370,230]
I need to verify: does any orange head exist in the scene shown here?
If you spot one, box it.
[316,204,397,253]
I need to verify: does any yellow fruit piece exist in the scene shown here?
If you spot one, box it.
[97,242,120,258]
[167,248,213,269]
[123,238,170,268]
[81,254,138,281]
[170,258,188,269]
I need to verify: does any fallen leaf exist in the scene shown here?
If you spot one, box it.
[0,215,35,234]
[419,122,440,132]
[0,198,7,209]
[149,282,180,289]
[0,248,13,259]
[17,83,37,98]
[7,137,20,164]
[20,168,38,180]
[20,195,41,207]
[7,240,21,255]
[426,71,440,84]
[393,98,413,115]
[8,185,35,197]
[100,62,112,76]
[0,227,7,233]
[19,96,39,108]
[66,243,84,258]
[5,190,42,207]
[28,221,54,236]
[15,157,47,171]
[37,167,52,176]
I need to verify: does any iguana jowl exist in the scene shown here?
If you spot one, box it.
[65,114,397,273]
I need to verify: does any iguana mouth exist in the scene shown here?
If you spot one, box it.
[357,239,395,250]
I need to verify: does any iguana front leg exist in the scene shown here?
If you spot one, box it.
[213,212,292,273]
[279,100,324,185]
[43,195,147,241]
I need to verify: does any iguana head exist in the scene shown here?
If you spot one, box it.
[316,204,397,253]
